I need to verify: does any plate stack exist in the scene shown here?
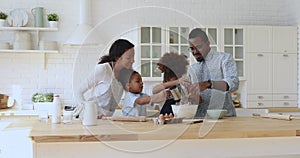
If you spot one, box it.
[13,32,32,50]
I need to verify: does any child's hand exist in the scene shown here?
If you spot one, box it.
[150,90,167,103]
[178,75,191,87]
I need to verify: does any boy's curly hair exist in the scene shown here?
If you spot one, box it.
[157,52,189,82]
[118,68,139,90]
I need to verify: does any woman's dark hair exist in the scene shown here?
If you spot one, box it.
[98,39,134,64]
[157,52,189,82]
[188,28,209,42]
[118,68,139,90]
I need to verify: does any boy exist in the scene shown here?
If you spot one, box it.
[119,68,167,116]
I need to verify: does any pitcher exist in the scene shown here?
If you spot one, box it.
[31,7,44,27]
[82,101,97,126]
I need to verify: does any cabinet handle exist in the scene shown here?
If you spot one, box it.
[283,102,289,106]
[257,103,263,106]
[283,54,289,57]
[258,96,264,99]
[283,96,289,99]
[257,54,264,57]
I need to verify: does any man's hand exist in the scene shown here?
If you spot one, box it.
[189,81,210,93]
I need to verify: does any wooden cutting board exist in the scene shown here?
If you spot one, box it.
[0,94,12,109]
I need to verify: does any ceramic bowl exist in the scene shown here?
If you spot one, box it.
[206,109,227,119]
[171,104,198,118]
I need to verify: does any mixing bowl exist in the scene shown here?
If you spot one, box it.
[171,104,198,118]
[206,109,227,119]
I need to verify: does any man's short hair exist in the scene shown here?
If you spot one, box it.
[189,28,209,42]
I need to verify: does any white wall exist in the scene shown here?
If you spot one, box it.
[0,0,299,107]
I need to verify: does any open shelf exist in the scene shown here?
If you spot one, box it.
[0,27,58,31]
[0,49,58,54]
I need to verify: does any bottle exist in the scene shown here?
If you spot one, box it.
[52,95,62,124]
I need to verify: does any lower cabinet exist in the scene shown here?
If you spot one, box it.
[246,52,298,108]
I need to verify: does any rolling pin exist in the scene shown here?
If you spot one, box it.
[253,113,293,120]
[103,116,147,122]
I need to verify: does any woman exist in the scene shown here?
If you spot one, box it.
[74,39,135,118]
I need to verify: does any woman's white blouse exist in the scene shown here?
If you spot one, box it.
[77,63,123,116]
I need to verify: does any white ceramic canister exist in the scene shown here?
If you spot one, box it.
[13,32,32,50]
[82,101,97,126]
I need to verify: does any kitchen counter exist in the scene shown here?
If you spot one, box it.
[2,116,300,158]
[28,117,300,142]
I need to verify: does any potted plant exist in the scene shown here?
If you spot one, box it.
[47,13,59,28]
[0,12,8,27]
[32,93,54,112]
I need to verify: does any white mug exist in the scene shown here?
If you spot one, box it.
[82,101,97,126]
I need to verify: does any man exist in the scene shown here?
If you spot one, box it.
[187,28,239,117]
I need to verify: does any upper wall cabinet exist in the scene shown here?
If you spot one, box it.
[167,26,191,59]
[273,26,298,53]
[222,27,245,79]
[139,26,164,80]
[246,26,272,53]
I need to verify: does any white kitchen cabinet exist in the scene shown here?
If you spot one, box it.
[273,26,298,53]
[246,52,273,94]
[139,26,165,80]
[222,26,245,78]
[272,53,297,93]
[167,26,191,59]
[246,26,298,108]
[246,26,272,53]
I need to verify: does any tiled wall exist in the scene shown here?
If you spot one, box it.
[0,0,299,107]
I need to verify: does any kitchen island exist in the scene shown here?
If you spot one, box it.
[2,115,300,158]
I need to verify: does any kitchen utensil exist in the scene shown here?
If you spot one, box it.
[171,104,198,118]
[82,101,97,126]
[0,94,13,109]
[63,110,73,124]
[7,9,29,27]
[252,113,300,120]
[206,109,227,119]
[153,117,183,125]
[31,7,44,27]
[105,116,147,122]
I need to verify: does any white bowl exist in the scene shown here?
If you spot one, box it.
[206,109,227,119]
[171,104,198,118]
